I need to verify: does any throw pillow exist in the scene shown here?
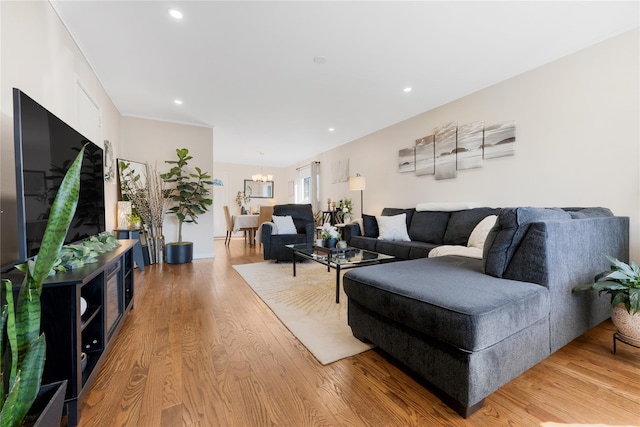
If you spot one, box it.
[353,218,364,236]
[271,215,297,235]
[376,213,411,242]
[428,245,483,259]
[362,214,379,238]
[483,207,571,278]
[467,215,497,249]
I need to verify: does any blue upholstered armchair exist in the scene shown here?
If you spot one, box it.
[262,204,315,261]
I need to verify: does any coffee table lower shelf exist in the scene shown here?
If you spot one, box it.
[285,244,395,303]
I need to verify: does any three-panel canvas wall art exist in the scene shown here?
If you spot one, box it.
[398,121,516,180]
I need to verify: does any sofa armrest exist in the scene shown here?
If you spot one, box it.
[304,222,315,245]
[342,223,361,245]
[261,222,275,259]
[505,216,629,351]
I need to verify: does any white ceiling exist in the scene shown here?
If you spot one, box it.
[50,1,639,168]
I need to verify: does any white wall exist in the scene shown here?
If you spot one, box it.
[212,162,287,236]
[288,29,640,260]
[120,117,214,259]
[0,1,121,266]
[1,1,216,264]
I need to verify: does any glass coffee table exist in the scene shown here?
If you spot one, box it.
[285,244,396,303]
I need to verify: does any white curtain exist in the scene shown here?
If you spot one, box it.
[295,161,320,211]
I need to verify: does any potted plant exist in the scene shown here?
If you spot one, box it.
[572,255,640,340]
[337,198,353,224]
[320,223,341,248]
[161,148,213,264]
[235,191,250,214]
[0,146,86,426]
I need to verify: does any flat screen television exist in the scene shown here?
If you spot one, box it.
[6,88,106,270]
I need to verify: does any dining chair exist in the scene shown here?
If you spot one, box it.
[223,205,234,245]
[257,205,274,246]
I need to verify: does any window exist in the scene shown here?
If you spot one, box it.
[295,162,320,210]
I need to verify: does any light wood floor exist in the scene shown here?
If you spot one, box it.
[78,239,640,426]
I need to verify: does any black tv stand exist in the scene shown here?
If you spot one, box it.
[15,239,136,426]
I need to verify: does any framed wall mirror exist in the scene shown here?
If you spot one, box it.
[244,179,274,198]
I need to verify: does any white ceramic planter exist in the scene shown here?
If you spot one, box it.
[611,303,640,340]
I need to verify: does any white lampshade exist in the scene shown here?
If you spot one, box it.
[349,175,366,191]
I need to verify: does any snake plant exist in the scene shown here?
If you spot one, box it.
[0,146,84,426]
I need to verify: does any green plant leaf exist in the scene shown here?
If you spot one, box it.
[3,280,18,392]
[9,335,45,425]
[607,270,634,283]
[31,145,84,288]
[611,291,628,307]
[629,288,640,314]
[0,374,22,427]
[0,303,6,407]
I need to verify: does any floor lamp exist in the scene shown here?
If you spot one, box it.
[349,174,366,217]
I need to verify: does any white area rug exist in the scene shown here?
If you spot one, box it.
[233,261,374,365]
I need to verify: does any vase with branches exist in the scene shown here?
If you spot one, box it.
[118,161,170,263]
[146,163,171,263]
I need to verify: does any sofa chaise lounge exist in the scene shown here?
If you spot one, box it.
[342,206,629,417]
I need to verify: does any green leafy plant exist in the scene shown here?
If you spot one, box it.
[235,191,250,208]
[321,223,340,240]
[572,255,640,315]
[127,213,141,228]
[337,198,353,215]
[0,146,85,426]
[161,148,213,243]
[54,232,121,271]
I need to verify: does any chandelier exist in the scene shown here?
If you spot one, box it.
[252,152,273,182]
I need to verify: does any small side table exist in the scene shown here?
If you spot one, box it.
[114,228,145,271]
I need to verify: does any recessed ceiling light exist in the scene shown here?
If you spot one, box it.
[328,128,335,132]
[169,9,183,19]
[403,87,412,93]
[174,99,183,105]
[313,56,327,64]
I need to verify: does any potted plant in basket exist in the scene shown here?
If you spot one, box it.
[0,146,87,426]
[572,255,640,341]
[161,148,213,264]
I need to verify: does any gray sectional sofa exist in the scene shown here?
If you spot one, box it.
[343,206,500,259]
[342,206,629,417]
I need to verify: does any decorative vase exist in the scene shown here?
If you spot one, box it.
[155,234,165,264]
[323,238,337,248]
[337,240,348,249]
[611,303,640,340]
[146,233,156,264]
[343,213,352,224]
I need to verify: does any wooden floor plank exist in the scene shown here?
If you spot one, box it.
[78,238,640,426]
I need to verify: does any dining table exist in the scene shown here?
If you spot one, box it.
[232,214,259,245]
